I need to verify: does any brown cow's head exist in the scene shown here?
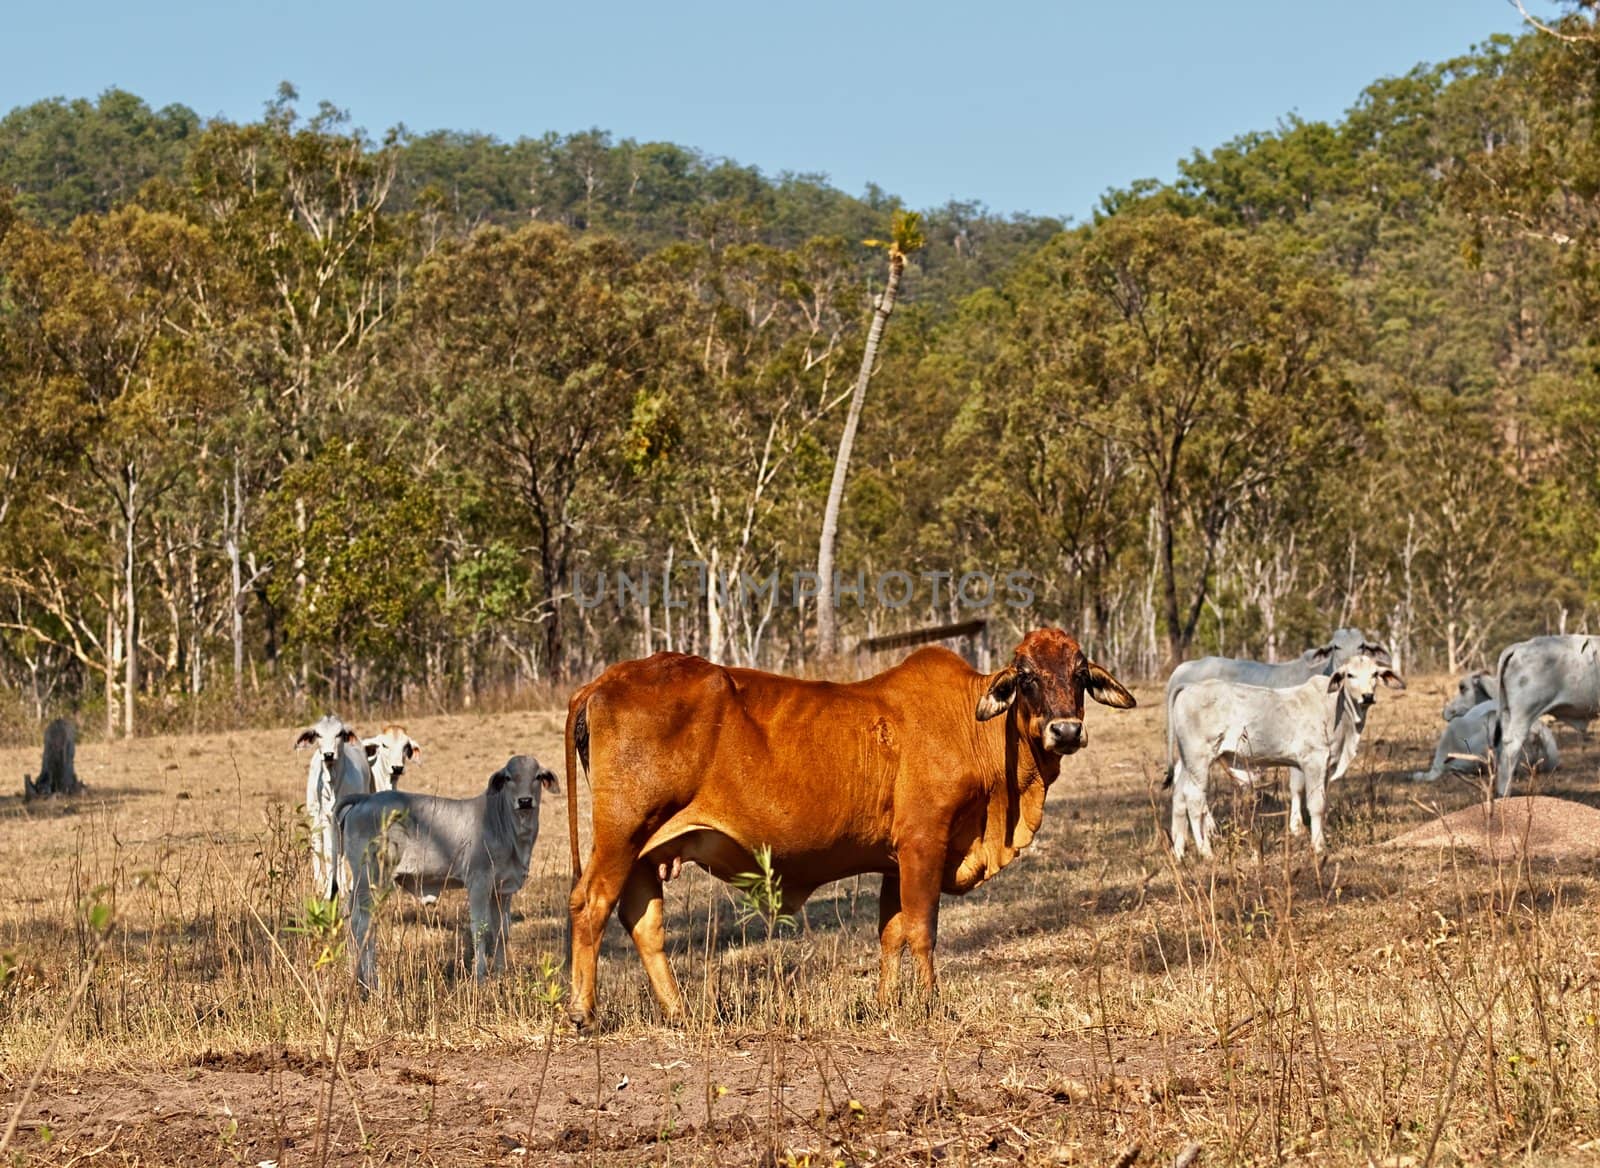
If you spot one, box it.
[975,628,1136,754]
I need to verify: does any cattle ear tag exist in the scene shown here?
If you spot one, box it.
[975,668,1018,722]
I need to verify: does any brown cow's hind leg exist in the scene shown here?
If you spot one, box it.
[618,863,686,1024]
[876,873,906,1007]
[568,848,635,1029]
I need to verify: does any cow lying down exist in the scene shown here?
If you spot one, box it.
[1411,700,1557,784]
[336,755,559,991]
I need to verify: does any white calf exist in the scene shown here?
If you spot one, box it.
[1168,655,1404,858]
[296,714,376,898]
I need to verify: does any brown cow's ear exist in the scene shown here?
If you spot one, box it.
[1380,669,1407,690]
[1086,662,1137,709]
[975,667,1018,722]
[294,729,317,750]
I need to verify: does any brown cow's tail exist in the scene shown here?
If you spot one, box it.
[563,685,596,975]
[565,685,595,889]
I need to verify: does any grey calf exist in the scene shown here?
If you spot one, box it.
[336,755,559,991]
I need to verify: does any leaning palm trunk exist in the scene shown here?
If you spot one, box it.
[815,213,923,660]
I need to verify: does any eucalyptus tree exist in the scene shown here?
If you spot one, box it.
[397,223,695,681]
[657,236,860,665]
[0,205,220,735]
[1016,213,1359,668]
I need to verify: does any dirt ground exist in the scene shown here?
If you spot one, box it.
[1386,795,1600,862]
[2,675,1600,1166]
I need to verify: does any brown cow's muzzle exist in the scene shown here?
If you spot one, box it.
[1044,718,1084,754]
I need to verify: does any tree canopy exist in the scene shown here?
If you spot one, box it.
[3,24,1599,735]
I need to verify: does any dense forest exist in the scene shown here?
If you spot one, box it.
[3,18,1600,739]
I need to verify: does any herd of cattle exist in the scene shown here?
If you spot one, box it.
[278,626,1598,1025]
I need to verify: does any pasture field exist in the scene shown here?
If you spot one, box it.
[1,679,1600,1166]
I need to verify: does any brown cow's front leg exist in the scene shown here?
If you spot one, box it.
[618,863,686,1024]
[568,850,635,1029]
[876,873,906,1007]
[895,843,945,999]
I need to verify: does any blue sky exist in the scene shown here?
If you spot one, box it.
[1,0,1553,221]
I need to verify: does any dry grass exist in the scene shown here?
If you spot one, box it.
[1,679,1599,1165]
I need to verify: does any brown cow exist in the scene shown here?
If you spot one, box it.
[565,628,1136,1029]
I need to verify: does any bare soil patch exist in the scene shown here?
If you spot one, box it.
[5,1031,1205,1166]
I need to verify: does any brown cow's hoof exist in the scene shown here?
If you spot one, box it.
[568,1009,596,1032]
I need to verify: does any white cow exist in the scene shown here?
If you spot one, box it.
[1412,699,1557,783]
[1442,670,1498,722]
[1494,635,1600,796]
[296,713,376,899]
[1165,628,1390,773]
[336,755,559,991]
[362,725,422,791]
[1168,654,1405,858]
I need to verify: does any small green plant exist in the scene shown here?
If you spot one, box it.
[521,951,567,1151]
[531,950,565,1008]
[287,895,344,970]
[732,845,795,938]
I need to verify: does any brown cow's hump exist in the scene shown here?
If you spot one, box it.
[594,651,726,695]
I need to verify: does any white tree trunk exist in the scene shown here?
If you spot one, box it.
[226,463,246,703]
[123,467,138,739]
[816,253,905,660]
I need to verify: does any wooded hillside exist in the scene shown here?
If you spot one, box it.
[2,21,1598,738]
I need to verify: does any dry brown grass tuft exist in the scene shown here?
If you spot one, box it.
[1,677,1599,1165]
